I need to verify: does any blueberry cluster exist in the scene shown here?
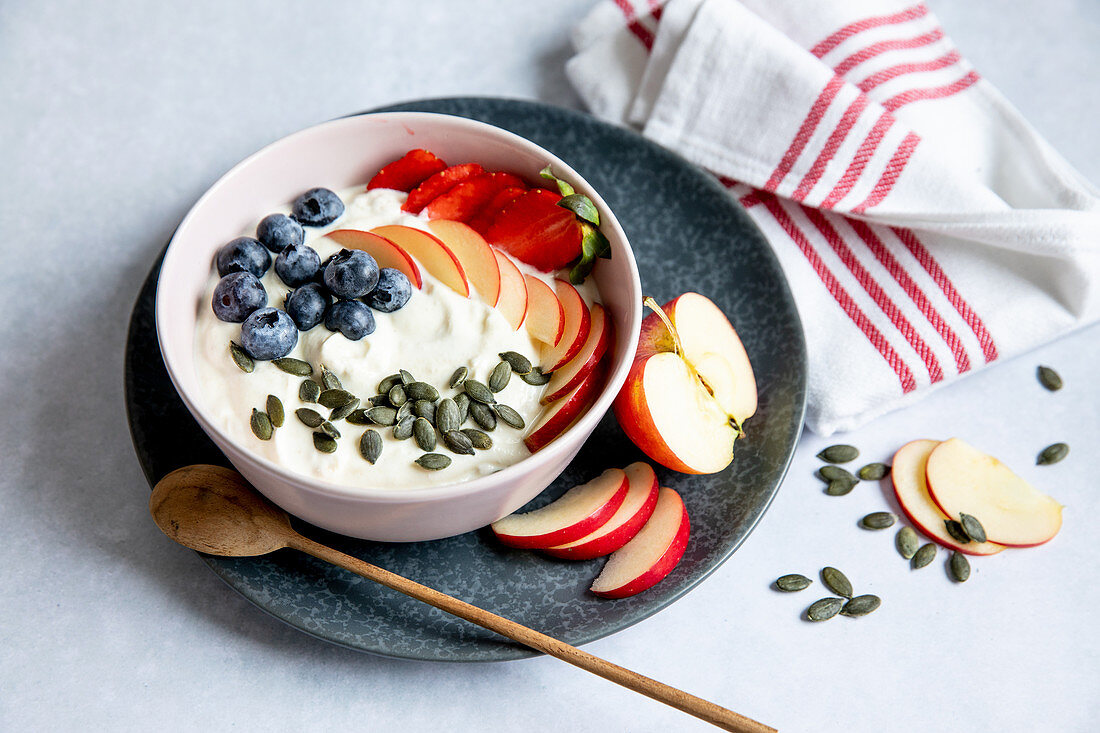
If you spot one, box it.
[210,187,412,361]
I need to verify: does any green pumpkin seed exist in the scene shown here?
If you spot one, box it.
[395,401,413,423]
[959,513,987,543]
[377,374,401,395]
[806,597,844,622]
[858,462,890,481]
[399,369,415,386]
[436,398,460,433]
[944,519,971,545]
[273,357,312,376]
[775,574,812,592]
[896,526,919,559]
[492,403,525,430]
[263,395,284,428]
[320,365,341,391]
[328,397,360,422]
[911,543,936,569]
[295,408,325,428]
[313,432,337,453]
[320,421,341,439]
[860,511,896,530]
[229,341,255,373]
[359,429,382,464]
[825,478,857,496]
[415,453,451,471]
[464,379,496,404]
[413,417,436,452]
[841,594,881,617]
[470,401,497,430]
[318,389,356,409]
[405,381,439,402]
[449,367,468,389]
[454,393,470,423]
[817,444,859,463]
[250,409,273,440]
[949,551,971,582]
[299,379,321,403]
[818,465,857,483]
[366,406,398,426]
[1037,442,1069,466]
[393,415,414,441]
[489,362,512,392]
[443,429,475,456]
[345,408,371,426]
[1037,365,1062,391]
[368,394,390,407]
[499,351,533,375]
[521,367,551,386]
[462,428,492,450]
[385,384,406,407]
[411,400,434,423]
[821,567,852,598]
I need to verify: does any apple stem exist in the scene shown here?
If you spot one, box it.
[643,296,685,357]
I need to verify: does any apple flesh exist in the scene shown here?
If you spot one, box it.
[524,362,607,453]
[543,462,660,560]
[542,278,592,372]
[427,220,502,306]
[490,468,628,549]
[324,229,423,289]
[369,225,470,297]
[925,438,1063,547]
[492,249,528,330]
[590,487,690,599]
[541,303,612,405]
[523,274,565,347]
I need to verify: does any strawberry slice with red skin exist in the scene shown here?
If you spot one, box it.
[468,185,527,236]
[366,149,447,192]
[486,189,583,272]
[424,171,527,222]
[403,163,485,214]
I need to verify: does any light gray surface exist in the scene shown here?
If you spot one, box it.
[1,1,1097,731]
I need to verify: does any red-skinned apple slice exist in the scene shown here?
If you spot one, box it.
[490,468,628,550]
[892,439,1005,556]
[523,274,566,347]
[590,487,690,599]
[524,362,607,453]
[492,249,528,330]
[925,438,1063,547]
[324,229,423,289]
[543,462,660,560]
[541,303,611,405]
[369,225,470,297]
[542,278,592,372]
[427,220,502,306]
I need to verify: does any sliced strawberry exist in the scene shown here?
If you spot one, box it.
[486,189,582,271]
[366,149,447,192]
[468,186,527,235]
[424,172,527,223]
[403,163,485,214]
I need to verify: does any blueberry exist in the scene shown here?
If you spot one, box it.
[291,187,344,227]
[364,267,412,313]
[285,282,330,331]
[274,243,321,287]
[256,213,304,253]
[240,307,298,360]
[325,300,375,340]
[211,272,267,322]
[323,249,379,299]
[216,236,271,278]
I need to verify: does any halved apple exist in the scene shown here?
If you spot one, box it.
[493,249,528,330]
[490,468,628,549]
[523,274,565,347]
[542,278,592,372]
[324,229,423,289]
[427,220,502,306]
[892,439,1005,556]
[543,462,660,560]
[541,303,612,405]
[925,438,1063,547]
[524,362,607,453]
[369,225,470,297]
[590,487,690,599]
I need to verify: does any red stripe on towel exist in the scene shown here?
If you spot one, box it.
[764,75,846,192]
[791,95,870,201]
[613,0,655,51]
[820,111,896,209]
[834,29,945,77]
[883,70,980,111]
[852,131,920,213]
[857,50,962,93]
[811,4,930,59]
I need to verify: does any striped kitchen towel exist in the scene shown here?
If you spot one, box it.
[566,0,1100,434]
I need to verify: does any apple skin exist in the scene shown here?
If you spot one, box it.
[540,304,612,405]
[427,219,502,306]
[524,362,607,453]
[544,278,592,371]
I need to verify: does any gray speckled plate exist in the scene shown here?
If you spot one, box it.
[125,97,806,662]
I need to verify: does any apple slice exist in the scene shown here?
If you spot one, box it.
[543,462,660,560]
[542,278,592,372]
[490,468,629,549]
[590,487,690,599]
[925,438,1063,547]
[492,249,528,330]
[524,362,607,453]
[369,225,470,297]
[427,220,502,306]
[541,303,612,405]
[892,440,1005,556]
[523,274,566,347]
[324,229,423,289]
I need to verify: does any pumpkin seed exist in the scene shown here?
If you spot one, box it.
[841,594,881,617]
[858,462,890,481]
[313,432,337,453]
[264,395,284,428]
[821,567,853,598]
[470,401,497,431]
[393,415,414,441]
[492,403,525,430]
[368,394,390,406]
[959,513,987,543]
[443,429,476,456]
[328,397,360,422]
[415,453,451,470]
[320,365,341,390]
[345,408,371,426]
[229,341,255,373]
[412,400,434,423]
[436,398,460,433]
[366,406,398,426]
[1037,365,1062,391]
[911,543,936,569]
[385,384,406,407]
[449,367,468,389]
[499,351,533,375]
[318,389,356,409]
[464,379,496,404]
[454,393,470,423]
[405,381,439,402]
[489,362,512,392]
[775,574,812,592]
[806,597,844,622]
[399,369,415,386]
[896,526,919,559]
[521,367,551,386]
[395,401,413,423]
[295,408,325,428]
[250,409,273,440]
[817,444,859,463]
[299,379,321,403]
[860,511,896,530]
[377,374,401,395]
[413,417,436,452]
[1037,442,1069,466]
[273,357,312,376]
[320,421,341,439]
[818,465,857,483]
[462,428,492,450]
[944,519,971,545]
[825,478,857,496]
[359,429,382,464]
[949,551,971,582]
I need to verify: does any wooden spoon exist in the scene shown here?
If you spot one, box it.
[150,465,775,733]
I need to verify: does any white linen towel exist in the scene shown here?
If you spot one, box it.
[566,0,1100,434]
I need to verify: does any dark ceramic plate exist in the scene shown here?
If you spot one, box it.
[125,97,806,662]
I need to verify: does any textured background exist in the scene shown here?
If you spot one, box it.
[1,1,1097,731]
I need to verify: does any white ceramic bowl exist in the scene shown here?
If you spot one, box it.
[155,112,642,542]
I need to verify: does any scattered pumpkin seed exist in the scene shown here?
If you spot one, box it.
[1037,442,1069,466]
[454,393,470,423]
[413,417,436,451]
[499,351,533,375]
[821,567,853,598]
[264,395,284,428]
[860,511,896,530]
[775,574,812,592]
[825,478,857,496]
[368,394,390,407]
[521,367,551,386]
[464,379,496,404]
[911,543,936,569]
[320,365,341,391]
[359,429,382,464]
[436,398,460,433]
[313,432,337,453]
[841,594,881,617]
[345,408,371,426]
[250,409,273,440]
[806,597,844,622]
[462,428,492,450]
[492,403,525,430]
[320,421,341,439]
[896,526,919,559]
[399,369,415,386]
[858,462,890,481]
[405,381,439,402]
[470,401,497,431]
[949,551,971,582]
[413,400,435,423]
[295,408,325,428]
[959,513,987,543]
[415,453,451,471]
[449,366,468,389]
[395,401,413,423]
[388,384,408,407]
[318,389,356,409]
[1037,365,1062,392]
[328,397,360,422]
[393,415,414,441]
[299,379,320,403]
[944,519,971,545]
[818,465,858,483]
[443,429,476,456]
[229,341,255,373]
[366,406,398,426]
[272,357,312,376]
[377,374,401,395]
[817,445,859,463]
[489,362,512,392]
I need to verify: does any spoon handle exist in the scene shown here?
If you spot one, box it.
[286,534,774,733]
